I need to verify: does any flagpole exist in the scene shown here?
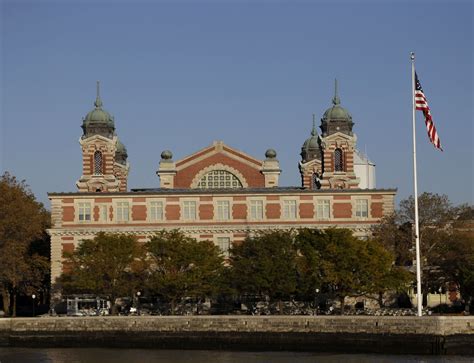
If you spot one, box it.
[411,51,423,317]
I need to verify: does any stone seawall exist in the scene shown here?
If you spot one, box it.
[0,316,473,355]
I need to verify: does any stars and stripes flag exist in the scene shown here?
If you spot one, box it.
[415,72,443,150]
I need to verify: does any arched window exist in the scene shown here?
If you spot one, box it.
[334,148,344,172]
[197,170,243,189]
[94,151,103,175]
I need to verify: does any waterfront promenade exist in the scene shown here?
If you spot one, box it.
[0,316,473,355]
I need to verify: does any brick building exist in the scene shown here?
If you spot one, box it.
[48,81,396,286]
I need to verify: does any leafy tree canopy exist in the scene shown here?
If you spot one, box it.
[373,192,473,305]
[60,233,146,306]
[0,172,50,316]
[146,230,225,311]
[229,230,298,302]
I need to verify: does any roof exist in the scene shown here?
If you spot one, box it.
[48,187,397,197]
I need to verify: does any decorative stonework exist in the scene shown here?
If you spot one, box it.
[190,163,249,189]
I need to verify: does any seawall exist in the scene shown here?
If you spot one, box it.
[0,316,473,355]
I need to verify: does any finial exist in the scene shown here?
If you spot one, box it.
[94,80,103,108]
[311,114,317,136]
[332,78,340,105]
[410,52,415,61]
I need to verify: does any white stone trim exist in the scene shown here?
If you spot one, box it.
[315,197,332,221]
[352,196,371,220]
[114,198,133,224]
[147,198,166,223]
[180,198,199,222]
[213,197,233,222]
[190,163,249,189]
[280,197,299,221]
[247,197,266,221]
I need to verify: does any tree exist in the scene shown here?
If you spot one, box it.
[439,207,474,309]
[0,172,50,316]
[294,228,324,301]
[298,228,409,313]
[372,214,413,267]
[229,230,298,313]
[146,230,224,313]
[59,233,146,313]
[374,193,468,305]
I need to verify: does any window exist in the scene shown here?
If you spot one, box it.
[283,200,297,219]
[197,170,243,189]
[334,148,344,172]
[217,237,231,257]
[94,151,103,175]
[250,200,264,220]
[355,199,369,218]
[78,202,91,221]
[149,201,164,221]
[317,200,330,219]
[183,201,197,220]
[116,201,130,222]
[100,205,108,222]
[216,200,230,220]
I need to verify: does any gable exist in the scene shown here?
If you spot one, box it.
[173,141,265,188]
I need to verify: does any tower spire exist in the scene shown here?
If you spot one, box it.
[94,80,103,108]
[311,113,317,136]
[332,78,340,105]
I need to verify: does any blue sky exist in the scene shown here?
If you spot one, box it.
[1,0,472,208]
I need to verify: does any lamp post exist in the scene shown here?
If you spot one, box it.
[439,286,443,308]
[315,288,320,315]
[32,294,36,317]
[136,291,141,315]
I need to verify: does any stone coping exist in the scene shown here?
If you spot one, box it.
[0,316,472,336]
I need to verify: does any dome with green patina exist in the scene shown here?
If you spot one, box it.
[81,82,115,139]
[320,79,354,136]
[301,116,322,162]
[322,103,352,122]
[115,140,128,165]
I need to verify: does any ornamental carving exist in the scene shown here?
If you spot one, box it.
[190,163,249,189]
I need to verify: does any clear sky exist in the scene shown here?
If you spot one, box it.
[1,0,472,208]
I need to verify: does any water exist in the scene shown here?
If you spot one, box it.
[0,348,472,363]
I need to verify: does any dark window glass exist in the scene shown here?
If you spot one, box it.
[334,148,344,172]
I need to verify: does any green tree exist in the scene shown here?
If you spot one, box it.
[146,230,224,313]
[0,172,50,316]
[229,230,298,313]
[299,228,409,313]
[294,228,324,301]
[59,233,146,313]
[374,193,466,305]
[372,214,413,266]
[439,208,474,309]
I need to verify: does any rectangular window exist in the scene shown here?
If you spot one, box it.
[250,200,264,220]
[217,237,231,257]
[283,200,297,219]
[183,201,197,220]
[116,201,130,222]
[100,205,108,222]
[78,202,91,222]
[149,201,164,221]
[317,200,330,219]
[217,200,230,220]
[356,199,369,218]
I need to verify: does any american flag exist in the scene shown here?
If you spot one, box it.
[415,72,442,150]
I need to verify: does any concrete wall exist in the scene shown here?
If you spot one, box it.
[0,316,473,354]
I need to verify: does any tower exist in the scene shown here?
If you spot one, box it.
[76,82,129,192]
[318,79,359,189]
[299,115,323,189]
[299,80,360,190]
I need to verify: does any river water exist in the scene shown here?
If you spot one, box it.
[0,348,472,363]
